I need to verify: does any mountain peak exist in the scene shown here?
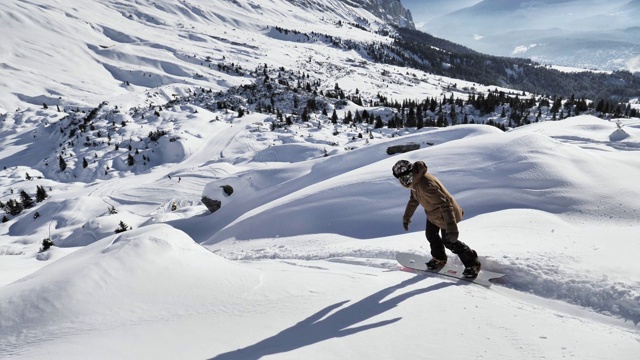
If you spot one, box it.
[348,0,415,28]
[301,0,415,28]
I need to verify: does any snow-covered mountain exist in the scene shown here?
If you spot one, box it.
[341,0,415,28]
[0,0,412,112]
[406,0,640,72]
[1,0,639,359]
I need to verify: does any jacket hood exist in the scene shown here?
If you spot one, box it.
[406,161,427,189]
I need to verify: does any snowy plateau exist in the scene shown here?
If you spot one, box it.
[0,0,639,359]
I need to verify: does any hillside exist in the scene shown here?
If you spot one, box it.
[1,0,640,359]
[0,0,403,112]
[1,0,638,116]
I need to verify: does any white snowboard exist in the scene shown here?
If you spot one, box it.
[396,252,505,287]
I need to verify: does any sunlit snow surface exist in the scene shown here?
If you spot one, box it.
[1,0,639,359]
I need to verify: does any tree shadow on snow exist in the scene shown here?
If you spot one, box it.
[208,277,454,360]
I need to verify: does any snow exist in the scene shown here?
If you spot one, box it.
[1,0,640,359]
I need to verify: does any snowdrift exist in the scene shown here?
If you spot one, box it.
[0,224,256,351]
[202,117,640,244]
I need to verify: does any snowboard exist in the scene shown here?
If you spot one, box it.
[396,252,505,287]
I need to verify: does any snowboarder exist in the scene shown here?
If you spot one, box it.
[392,160,481,278]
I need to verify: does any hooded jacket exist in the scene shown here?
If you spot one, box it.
[402,161,464,233]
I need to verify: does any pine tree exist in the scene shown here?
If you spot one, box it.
[374,115,384,129]
[354,110,362,123]
[343,110,353,124]
[6,199,23,216]
[20,190,35,209]
[1,215,8,223]
[36,185,48,202]
[58,154,67,171]
[82,157,89,168]
[406,106,416,127]
[301,107,310,122]
[331,109,338,124]
[127,153,135,166]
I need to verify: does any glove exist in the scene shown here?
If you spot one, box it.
[446,231,459,243]
[403,221,409,231]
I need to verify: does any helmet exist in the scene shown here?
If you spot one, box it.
[392,160,414,187]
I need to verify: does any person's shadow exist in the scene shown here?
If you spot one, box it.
[209,276,454,359]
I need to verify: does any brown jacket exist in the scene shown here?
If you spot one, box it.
[402,161,464,232]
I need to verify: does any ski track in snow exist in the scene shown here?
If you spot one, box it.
[213,246,640,326]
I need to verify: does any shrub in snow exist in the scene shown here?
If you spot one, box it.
[114,220,131,233]
[39,238,54,252]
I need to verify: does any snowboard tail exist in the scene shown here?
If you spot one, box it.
[396,252,504,287]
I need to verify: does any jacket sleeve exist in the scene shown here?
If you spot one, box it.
[402,191,419,224]
[441,203,459,233]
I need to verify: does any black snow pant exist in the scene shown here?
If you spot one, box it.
[425,219,478,267]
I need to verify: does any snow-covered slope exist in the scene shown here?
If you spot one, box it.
[2,111,639,359]
[1,0,639,359]
[0,0,406,112]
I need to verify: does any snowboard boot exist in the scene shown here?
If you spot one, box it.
[463,263,481,278]
[426,257,447,270]
[462,250,481,278]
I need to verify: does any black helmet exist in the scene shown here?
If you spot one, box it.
[392,160,414,187]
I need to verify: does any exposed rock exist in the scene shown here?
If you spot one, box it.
[220,185,234,196]
[285,0,414,29]
[363,0,414,29]
[202,196,222,213]
[386,143,420,155]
